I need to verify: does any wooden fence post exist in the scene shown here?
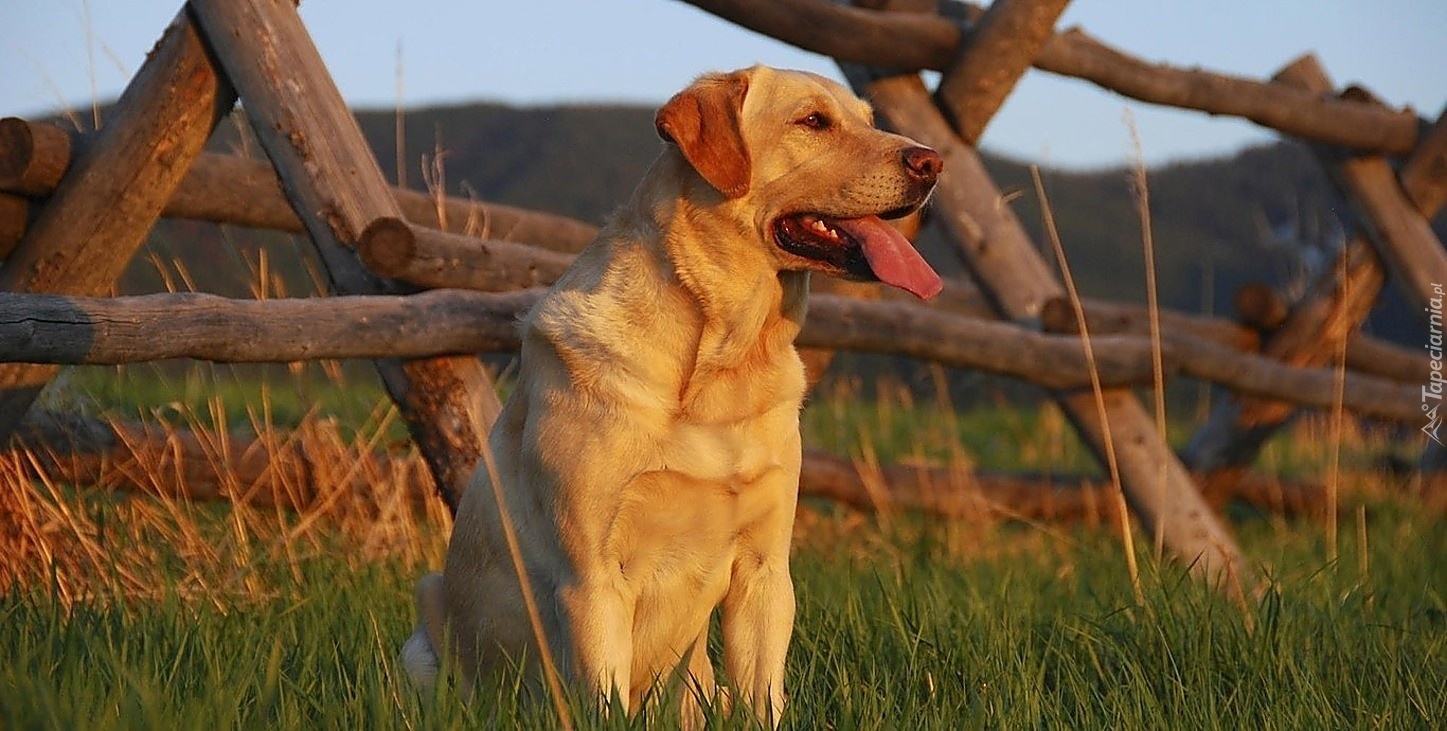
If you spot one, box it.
[838,0,1252,594]
[933,0,1072,145]
[0,8,236,440]
[187,0,501,511]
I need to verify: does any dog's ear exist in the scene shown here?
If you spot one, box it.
[655,71,751,199]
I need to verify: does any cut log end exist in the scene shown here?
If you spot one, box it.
[1039,296,1080,334]
[0,117,73,196]
[359,216,419,277]
[1234,283,1288,331]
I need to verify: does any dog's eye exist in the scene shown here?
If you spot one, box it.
[797,112,831,130]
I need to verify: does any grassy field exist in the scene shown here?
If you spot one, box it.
[2,366,1443,729]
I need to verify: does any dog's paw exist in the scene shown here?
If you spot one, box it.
[401,627,440,692]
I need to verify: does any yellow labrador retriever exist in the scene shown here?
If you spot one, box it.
[402,65,942,725]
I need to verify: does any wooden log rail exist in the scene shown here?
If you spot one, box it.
[0,117,599,255]
[0,289,1159,391]
[359,217,574,291]
[0,288,1422,425]
[676,0,1422,154]
[7,411,1351,522]
[1042,295,1427,387]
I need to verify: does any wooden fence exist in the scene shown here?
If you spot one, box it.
[1,0,1443,595]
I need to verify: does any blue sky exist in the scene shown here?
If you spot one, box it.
[2,0,1442,169]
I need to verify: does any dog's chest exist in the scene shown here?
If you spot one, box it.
[663,356,806,485]
[659,415,785,487]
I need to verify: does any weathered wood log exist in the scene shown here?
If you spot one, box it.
[359,217,575,291]
[933,0,1072,145]
[846,63,1251,591]
[0,288,1420,421]
[1183,56,1447,477]
[1037,39,1419,154]
[164,151,597,252]
[7,411,1351,522]
[1039,297,1419,423]
[679,0,1421,154]
[0,192,29,257]
[1170,330,1417,423]
[1400,109,1447,214]
[0,10,236,441]
[1344,336,1428,386]
[0,117,73,195]
[803,294,1163,389]
[188,0,496,512]
[0,289,1161,390]
[0,289,535,363]
[1041,293,1425,385]
[1338,153,1447,315]
[1041,295,1260,351]
[1231,283,1427,385]
[1233,283,1289,331]
[0,117,599,255]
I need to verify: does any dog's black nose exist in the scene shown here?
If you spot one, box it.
[902,146,943,184]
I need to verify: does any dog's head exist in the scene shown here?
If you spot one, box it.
[656,65,943,300]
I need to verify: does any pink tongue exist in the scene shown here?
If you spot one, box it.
[833,215,943,300]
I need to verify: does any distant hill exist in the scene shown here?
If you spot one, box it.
[136,100,1430,347]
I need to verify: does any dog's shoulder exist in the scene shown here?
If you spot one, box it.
[522,226,700,400]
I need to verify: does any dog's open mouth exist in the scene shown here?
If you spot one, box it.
[773,212,942,300]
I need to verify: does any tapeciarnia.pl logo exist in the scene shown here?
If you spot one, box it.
[1424,282,1445,445]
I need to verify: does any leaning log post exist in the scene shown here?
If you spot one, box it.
[1399,109,1447,214]
[0,9,236,441]
[187,0,497,511]
[933,0,1072,145]
[1336,151,1447,314]
[842,63,1252,591]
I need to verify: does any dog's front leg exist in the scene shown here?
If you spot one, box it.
[721,557,794,727]
[678,628,721,730]
[560,582,634,713]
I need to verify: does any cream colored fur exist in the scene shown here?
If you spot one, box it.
[402,65,939,727]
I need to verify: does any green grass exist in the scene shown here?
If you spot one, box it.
[5,365,1440,728]
[801,385,1412,478]
[49,363,395,437]
[2,502,1442,730]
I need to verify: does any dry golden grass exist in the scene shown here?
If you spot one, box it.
[0,400,452,609]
